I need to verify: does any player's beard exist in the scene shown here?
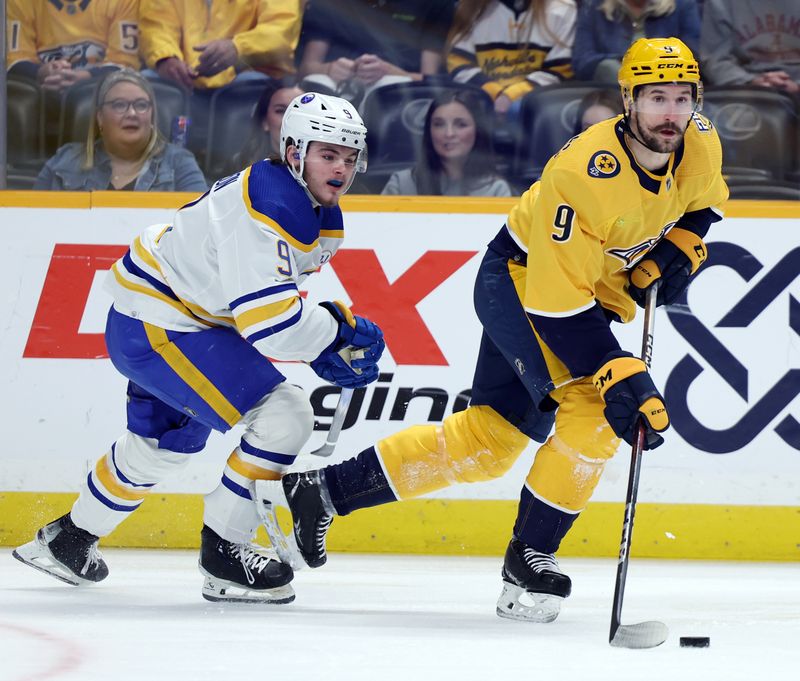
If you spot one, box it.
[631,115,686,154]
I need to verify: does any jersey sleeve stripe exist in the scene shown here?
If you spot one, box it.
[242,167,319,253]
[142,323,243,428]
[230,281,298,309]
[240,439,297,465]
[525,299,597,318]
[235,296,301,335]
[319,228,344,239]
[245,307,303,344]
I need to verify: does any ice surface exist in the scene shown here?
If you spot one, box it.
[1,549,797,680]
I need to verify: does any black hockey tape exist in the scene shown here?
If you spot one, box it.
[679,636,710,648]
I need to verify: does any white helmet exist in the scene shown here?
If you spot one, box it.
[280,92,368,192]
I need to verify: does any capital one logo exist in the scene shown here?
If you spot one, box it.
[665,242,800,454]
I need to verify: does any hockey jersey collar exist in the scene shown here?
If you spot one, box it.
[614,119,685,195]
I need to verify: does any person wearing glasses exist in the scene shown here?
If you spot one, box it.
[34,69,207,192]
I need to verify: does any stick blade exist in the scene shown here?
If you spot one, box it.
[609,620,669,649]
[309,443,335,457]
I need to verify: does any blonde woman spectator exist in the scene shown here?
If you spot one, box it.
[35,69,207,192]
[382,90,512,196]
[701,0,800,92]
[447,0,577,115]
[573,0,701,82]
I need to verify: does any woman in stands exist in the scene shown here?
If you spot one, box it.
[222,80,305,176]
[447,0,577,116]
[573,88,624,134]
[572,0,701,82]
[382,89,512,197]
[34,69,207,192]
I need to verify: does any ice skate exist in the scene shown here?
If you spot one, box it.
[12,513,108,586]
[255,470,335,569]
[198,525,295,604]
[496,539,572,623]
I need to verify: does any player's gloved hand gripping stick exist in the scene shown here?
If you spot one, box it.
[607,284,670,649]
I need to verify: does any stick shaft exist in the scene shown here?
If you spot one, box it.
[609,284,658,641]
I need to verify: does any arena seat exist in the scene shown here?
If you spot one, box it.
[512,81,618,186]
[359,80,494,193]
[57,78,189,148]
[702,87,798,182]
[6,76,44,185]
[204,81,268,181]
[727,180,800,200]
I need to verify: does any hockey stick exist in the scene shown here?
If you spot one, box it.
[608,283,669,649]
[310,386,354,457]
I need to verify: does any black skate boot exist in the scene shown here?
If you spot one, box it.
[198,525,295,604]
[496,539,572,623]
[254,470,335,569]
[282,470,335,568]
[13,513,108,586]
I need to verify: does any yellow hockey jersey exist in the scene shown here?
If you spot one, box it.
[139,0,301,89]
[510,113,728,323]
[500,113,728,381]
[7,0,140,69]
[448,0,576,101]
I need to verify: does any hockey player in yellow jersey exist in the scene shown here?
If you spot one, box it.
[13,93,384,603]
[261,38,729,621]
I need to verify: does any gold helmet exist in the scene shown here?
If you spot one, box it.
[618,37,702,114]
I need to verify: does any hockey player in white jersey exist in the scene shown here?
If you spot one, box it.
[13,93,384,604]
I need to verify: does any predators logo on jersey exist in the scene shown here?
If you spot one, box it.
[587,150,620,179]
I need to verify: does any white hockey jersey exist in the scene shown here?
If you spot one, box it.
[105,161,342,362]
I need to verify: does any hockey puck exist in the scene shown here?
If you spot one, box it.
[679,637,710,648]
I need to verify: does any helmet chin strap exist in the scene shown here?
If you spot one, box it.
[622,111,691,154]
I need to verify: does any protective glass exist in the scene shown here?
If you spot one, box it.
[103,98,153,115]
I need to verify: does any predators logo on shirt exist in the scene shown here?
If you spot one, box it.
[587,150,620,178]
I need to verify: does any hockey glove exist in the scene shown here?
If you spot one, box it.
[629,228,707,308]
[310,346,378,388]
[593,352,669,450]
[319,300,384,367]
[309,301,384,388]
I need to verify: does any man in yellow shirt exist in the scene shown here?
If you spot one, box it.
[140,0,302,91]
[263,38,729,623]
[7,0,139,92]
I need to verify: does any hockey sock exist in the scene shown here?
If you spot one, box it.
[323,446,399,516]
[512,484,580,554]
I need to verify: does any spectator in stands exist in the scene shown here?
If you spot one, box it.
[701,0,800,93]
[139,0,302,91]
[6,0,140,92]
[297,0,455,107]
[34,69,207,192]
[572,1,701,82]
[574,89,624,133]
[382,90,512,196]
[222,80,305,176]
[447,0,577,116]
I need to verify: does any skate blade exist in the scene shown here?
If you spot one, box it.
[200,572,296,605]
[253,479,303,570]
[495,581,564,623]
[12,538,88,587]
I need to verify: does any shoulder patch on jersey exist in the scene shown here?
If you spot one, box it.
[587,150,620,179]
[691,112,713,132]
